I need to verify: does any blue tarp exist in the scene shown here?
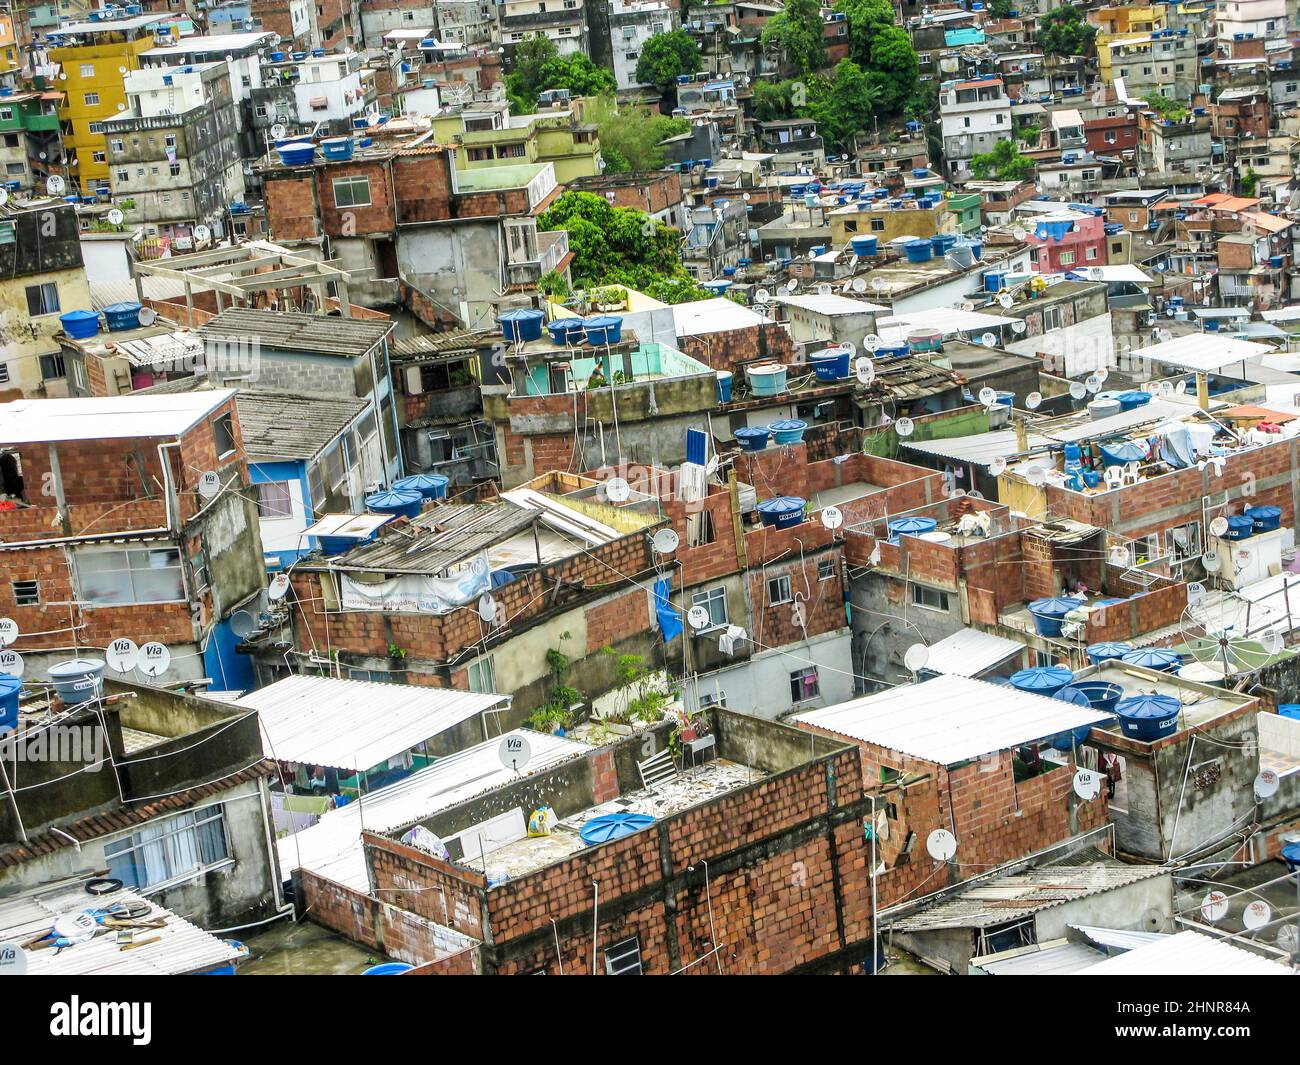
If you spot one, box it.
[654,577,682,642]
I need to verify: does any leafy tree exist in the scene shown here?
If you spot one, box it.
[835,0,896,66]
[970,138,1035,181]
[753,78,799,121]
[634,29,702,91]
[1240,167,1260,197]
[988,0,1015,18]
[639,275,716,304]
[808,61,881,153]
[1037,8,1097,58]
[505,34,616,110]
[1142,91,1188,122]
[585,96,689,173]
[831,0,918,118]
[761,0,828,75]
[1015,123,1042,146]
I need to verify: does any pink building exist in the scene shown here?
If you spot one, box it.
[1024,211,1108,274]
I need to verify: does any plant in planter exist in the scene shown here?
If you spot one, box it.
[527,634,584,735]
[387,643,406,661]
[667,705,708,757]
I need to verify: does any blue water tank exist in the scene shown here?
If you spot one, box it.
[1086,641,1133,665]
[887,516,938,542]
[365,488,423,521]
[499,307,545,343]
[1119,647,1183,673]
[904,239,933,263]
[1027,597,1079,638]
[734,425,770,452]
[768,419,807,445]
[580,811,655,845]
[757,496,806,529]
[1115,694,1181,741]
[583,315,623,345]
[1009,665,1074,697]
[393,473,449,501]
[1245,505,1281,532]
[0,674,20,734]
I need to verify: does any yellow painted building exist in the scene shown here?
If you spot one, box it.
[437,109,603,184]
[0,14,20,80]
[47,15,178,193]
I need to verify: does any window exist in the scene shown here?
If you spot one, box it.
[116,169,129,183]
[169,162,181,177]
[604,937,643,974]
[92,150,106,163]
[105,806,230,890]
[0,362,8,384]
[468,655,496,693]
[332,175,371,208]
[1085,246,1098,260]
[26,283,59,317]
[164,134,176,148]
[76,547,185,606]
[88,121,105,134]
[0,221,11,246]
[691,586,728,629]
[80,63,95,78]
[790,666,819,703]
[256,481,294,519]
[39,353,65,380]
[1059,251,1076,265]
[767,574,792,605]
[83,92,99,106]
[1042,305,1062,331]
[911,585,949,611]
[213,413,236,458]
[498,143,526,159]
[817,558,835,581]
[1123,532,1160,565]
[11,580,37,607]
[871,217,885,232]
[1167,521,1201,562]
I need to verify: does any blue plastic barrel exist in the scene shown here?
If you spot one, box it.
[1114,694,1181,741]
[1117,390,1152,411]
[1028,597,1078,638]
[734,425,769,452]
[1119,647,1183,673]
[1087,641,1133,665]
[1279,704,1300,721]
[583,315,623,345]
[768,419,807,445]
[365,488,423,521]
[904,239,933,263]
[102,301,143,332]
[887,516,937,542]
[716,370,733,403]
[1245,505,1281,532]
[1009,665,1074,697]
[849,235,878,256]
[499,308,545,343]
[393,473,449,501]
[0,674,20,733]
[363,962,414,975]
[1072,680,1123,718]
[59,310,100,339]
[757,496,806,529]
[1224,515,1254,541]
[320,136,354,161]
[579,811,655,845]
[546,317,585,345]
[809,348,851,380]
[275,141,316,166]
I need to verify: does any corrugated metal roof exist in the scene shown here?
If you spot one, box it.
[1133,333,1271,373]
[793,675,1112,766]
[973,939,1105,975]
[390,329,489,362]
[0,390,236,444]
[315,503,538,575]
[889,864,1167,931]
[0,884,244,976]
[198,308,394,359]
[278,730,593,890]
[1039,398,1189,444]
[235,675,508,772]
[902,428,1052,467]
[1080,930,1295,975]
[234,390,368,462]
[924,628,1025,678]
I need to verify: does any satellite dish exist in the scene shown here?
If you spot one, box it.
[755,288,770,304]
[1025,391,1042,410]
[268,573,291,602]
[998,292,1014,309]
[1209,516,1230,538]
[0,935,27,977]
[1157,380,1174,397]
[498,733,531,773]
[863,333,881,351]
[605,477,631,503]
[1187,581,1206,606]
[1069,381,1087,400]
[137,307,157,327]
[1024,465,1047,486]
[990,456,1008,477]
[1277,925,1299,953]
[107,207,124,226]
[968,490,984,500]
[980,332,997,348]
[854,357,875,386]
[1011,226,1028,241]
[687,605,711,631]
[820,505,844,531]
[742,193,751,202]
[106,637,139,674]
[47,175,65,195]
[926,828,958,861]
[1088,267,1105,282]
[1203,551,1221,573]
[138,641,172,678]
[785,279,798,293]
[271,123,287,139]
[851,278,867,293]
[1095,368,1109,385]
[1109,545,1131,566]
[1072,768,1102,801]
[1254,769,1280,800]
[978,387,997,407]
[193,224,211,244]
[895,417,915,437]
[1243,900,1272,931]
[197,471,221,499]
[871,277,887,293]
[0,648,24,678]
[652,528,680,555]
[0,189,8,208]
[1201,890,1230,923]
[0,618,18,648]
[1085,374,1102,394]
[230,610,258,639]
[477,593,496,622]
[1175,379,1188,395]
[903,643,930,672]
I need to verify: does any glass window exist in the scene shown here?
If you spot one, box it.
[767,574,792,605]
[213,413,235,457]
[789,667,819,703]
[332,175,371,208]
[468,655,496,693]
[26,283,60,316]
[256,481,294,519]
[691,586,727,628]
[911,585,949,611]
[104,806,229,890]
[76,546,184,606]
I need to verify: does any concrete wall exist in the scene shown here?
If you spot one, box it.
[686,628,854,720]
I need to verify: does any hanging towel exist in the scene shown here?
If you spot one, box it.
[653,576,682,642]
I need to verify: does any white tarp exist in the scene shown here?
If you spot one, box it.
[339,553,491,613]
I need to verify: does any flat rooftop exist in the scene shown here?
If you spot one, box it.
[0,390,236,444]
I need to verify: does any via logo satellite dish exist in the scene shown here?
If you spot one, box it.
[651,528,679,555]
[1072,768,1102,801]
[998,292,1014,309]
[498,733,531,774]
[138,641,171,678]
[107,207,124,226]
[1085,373,1103,394]
[980,332,997,348]
[271,123,288,140]
[605,477,631,503]
[854,357,875,386]
[895,416,915,437]
[1202,551,1222,573]
[820,505,843,531]
[0,618,18,649]
[754,289,770,304]
[1011,320,1026,334]
[978,387,997,407]
[105,637,139,674]
[1025,391,1042,410]
[197,470,222,499]
[926,828,958,862]
[193,224,212,245]
[1187,581,1206,606]
[47,175,65,196]
[686,605,711,631]
[0,648,23,678]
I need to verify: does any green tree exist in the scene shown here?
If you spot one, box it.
[761,0,828,75]
[1240,167,1260,197]
[988,0,1015,17]
[808,61,880,153]
[1037,8,1097,58]
[835,0,895,66]
[538,191,684,290]
[505,34,616,110]
[753,78,799,121]
[506,33,558,111]
[586,96,689,173]
[634,29,702,92]
[831,0,918,118]
[970,138,1035,181]
[1142,91,1188,122]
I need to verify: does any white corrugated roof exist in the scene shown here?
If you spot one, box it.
[0,390,237,444]
[974,940,1105,975]
[772,293,887,315]
[0,883,243,976]
[672,297,766,337]
[1056,264,1152,284]
[793,674,1112,766]
[1040,398,1190,444]
[924,629,1025,677]
[236,675,507,772]
[1132,333,1272,373]
[1081,931,1295,975]
[277,730,593,890]
[876,307,1015,340]
[902,428,1052,467]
